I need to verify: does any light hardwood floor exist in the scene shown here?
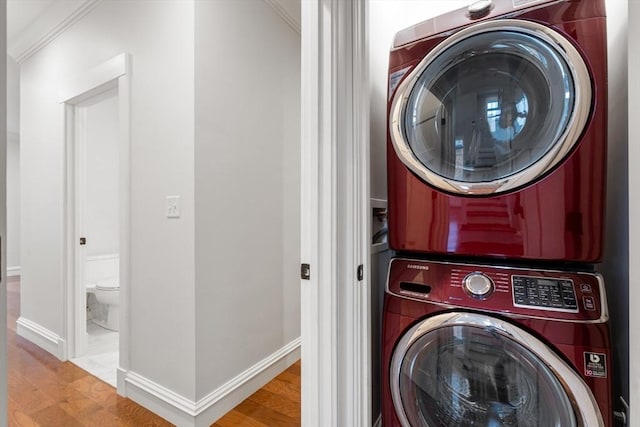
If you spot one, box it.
[6,276,301,426]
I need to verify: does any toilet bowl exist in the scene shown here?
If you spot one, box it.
[93,280,120,331]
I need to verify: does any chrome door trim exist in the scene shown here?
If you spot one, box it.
[390,312,605,426]
[389,19,592,195]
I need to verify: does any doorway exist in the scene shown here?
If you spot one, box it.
[68,86,120,386]
[61,53,131,394]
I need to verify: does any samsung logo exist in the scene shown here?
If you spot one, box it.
[407,264,429,271]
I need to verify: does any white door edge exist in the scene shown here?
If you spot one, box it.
[301,1,371,426]
[74,104,88,357]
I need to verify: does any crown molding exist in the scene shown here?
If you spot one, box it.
[10,0,297,64]
[263,0,301,34]
[10,0,103,64]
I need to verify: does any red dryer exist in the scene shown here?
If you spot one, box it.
[386,0,608,262]
[382,258,612,426]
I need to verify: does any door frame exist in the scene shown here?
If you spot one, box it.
[301,1,371,425]
[61,53,131,395]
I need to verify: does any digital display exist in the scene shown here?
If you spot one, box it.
[512,275,578,312]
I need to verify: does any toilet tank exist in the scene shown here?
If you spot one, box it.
[85,254,119,284]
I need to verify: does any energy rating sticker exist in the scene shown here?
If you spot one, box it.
[584,352,607,378]
[388,66,411,101]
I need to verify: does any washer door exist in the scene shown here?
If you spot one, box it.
[389,19,591,195]
[390,312,604,427]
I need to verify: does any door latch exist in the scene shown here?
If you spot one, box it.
[301,263,311,280]
[80,237,86,245]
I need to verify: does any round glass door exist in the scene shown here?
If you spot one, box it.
[389,20,591,195]
[390,313,604,427]
[395,324,575,426]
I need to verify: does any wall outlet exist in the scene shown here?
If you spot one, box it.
[167,195,180,218]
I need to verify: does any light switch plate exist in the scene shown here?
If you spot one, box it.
[167,195,180,218]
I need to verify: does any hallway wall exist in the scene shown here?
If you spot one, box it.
[20,0,197,400]
[6,55,19,274]
[18,0,300,424]
[194,0,301,405]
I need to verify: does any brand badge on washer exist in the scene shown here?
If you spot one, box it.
[407,264,429,271]
[584,352,607,378]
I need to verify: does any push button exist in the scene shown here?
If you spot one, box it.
[580,283,592,293]
[583,296,596,311]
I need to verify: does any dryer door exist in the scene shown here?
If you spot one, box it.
[389,19,591,195]
[390,312,604,427]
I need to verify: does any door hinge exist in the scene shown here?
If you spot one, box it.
[301,263,311,280]
[357,264,364,281]
[79,237,87,245]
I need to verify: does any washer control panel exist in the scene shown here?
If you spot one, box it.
[387,258,605,321]
[512,276,578,312]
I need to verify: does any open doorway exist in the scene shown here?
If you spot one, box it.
[67,85,120,386]
[60,53,131,394]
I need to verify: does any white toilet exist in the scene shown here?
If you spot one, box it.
[93,280,120,331]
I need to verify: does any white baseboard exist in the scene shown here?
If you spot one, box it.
[122,337,301,427]
[373,414,382,427]
[16,316,66,360]
[123,370,198,426]
[7,266,21,277]
[117,367,128,396]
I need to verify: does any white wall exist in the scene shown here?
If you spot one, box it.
[1,4,8,423]
[6,136,19,272]
[6,55,19,135]
[6,55,20,273]
[602,0,629,413]
[194,0,301,402]
[80,87,119,258]
[20,0,197,400]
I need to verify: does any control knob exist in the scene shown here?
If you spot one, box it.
[463,272,494,299]
[468,0,494,19]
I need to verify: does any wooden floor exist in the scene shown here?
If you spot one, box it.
[5,276,301,426]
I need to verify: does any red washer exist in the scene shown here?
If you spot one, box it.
[386,0,607,262]
[382,258,612,426]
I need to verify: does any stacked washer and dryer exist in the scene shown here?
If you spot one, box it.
[381,0,613,426]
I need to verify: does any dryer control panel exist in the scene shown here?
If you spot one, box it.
[387,258,606,322]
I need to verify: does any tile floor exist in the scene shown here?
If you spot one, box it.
[70,321,119,387]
